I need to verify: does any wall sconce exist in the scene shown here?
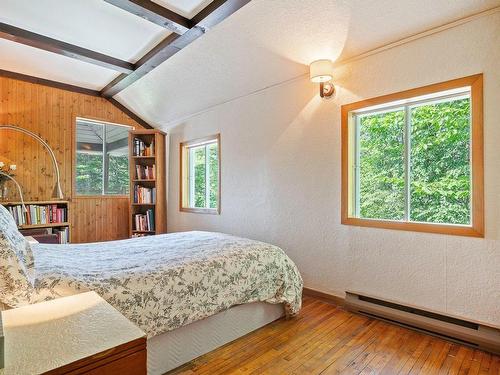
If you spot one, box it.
[309,59,335,98]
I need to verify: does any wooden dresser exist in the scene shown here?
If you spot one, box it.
[0,292,146,375]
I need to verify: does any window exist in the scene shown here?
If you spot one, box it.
[75,118,131,196]
[341,75,483,237]
[180,134,220,214]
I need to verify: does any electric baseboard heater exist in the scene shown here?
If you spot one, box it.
[345,291,500,355]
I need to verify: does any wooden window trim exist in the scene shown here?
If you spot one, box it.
[179,134,221,215]
[341,74,484,237]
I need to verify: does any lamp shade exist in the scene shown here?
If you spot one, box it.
[309,59,333,83]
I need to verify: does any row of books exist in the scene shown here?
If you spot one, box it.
[7,204,68,226]
[134,185,156,204]
[19,227,69,244]
[135,165,156,180]
[133,209,155,232]
[133,137,155,156]
[54,227,70,244]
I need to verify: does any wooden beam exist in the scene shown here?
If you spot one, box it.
[106,98,153,129]
[101,0,251,97]
[191,0,251,30]
[0,22,135,74]
[103,0,190,35]
[0,69,101,97]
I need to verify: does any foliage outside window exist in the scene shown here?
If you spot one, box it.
[180,135,220,214]
[342,75,484,237]
[76,118,131,196]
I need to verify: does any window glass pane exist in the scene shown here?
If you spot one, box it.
[208,143,219,209]
[410,96,471,224]
[358,110,405,220]
[76,121,103,195]
[190,145,207,208]
[76,119,130,196]
[104,125,129,195]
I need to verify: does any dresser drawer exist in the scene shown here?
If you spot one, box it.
[44,338,147,375]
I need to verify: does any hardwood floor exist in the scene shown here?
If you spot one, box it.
[168,296,500,375]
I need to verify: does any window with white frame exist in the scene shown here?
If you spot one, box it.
[341,75,484,237]
[180,135,220,213]
[76,118,131,196]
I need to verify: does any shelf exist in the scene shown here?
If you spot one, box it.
[1,200,69,206]
[129,129,166,238]
[19,222,70,229]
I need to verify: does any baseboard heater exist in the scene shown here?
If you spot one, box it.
[345,291,500,354]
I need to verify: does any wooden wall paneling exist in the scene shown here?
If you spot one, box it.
[0,76,146,243]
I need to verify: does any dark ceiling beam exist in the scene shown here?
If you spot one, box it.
[101,0,251,97]
[0,69,101,97]
[191,0,250,30]
[103,0,190,35]
[0,22,135,74]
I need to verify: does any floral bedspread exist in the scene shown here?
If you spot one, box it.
[32,231,303,337]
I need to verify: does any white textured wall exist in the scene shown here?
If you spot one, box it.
[164,13,500,326]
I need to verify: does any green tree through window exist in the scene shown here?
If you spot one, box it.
[76,119,130,195]
[356,95,471,225]
[186,138,219,211]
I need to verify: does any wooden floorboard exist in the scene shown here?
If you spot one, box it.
[167,296,500,375]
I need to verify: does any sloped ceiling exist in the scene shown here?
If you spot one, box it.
[115,0,499,127]
[0,0,169,89]
[1,0,498,127]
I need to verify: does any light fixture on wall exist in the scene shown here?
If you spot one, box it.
[309,59,335,98]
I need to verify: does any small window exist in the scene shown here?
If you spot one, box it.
[341,75,483,237]
[180,134,220,214]
[76,118,131,196]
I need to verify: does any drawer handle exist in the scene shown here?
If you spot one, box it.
[93,348,116,359]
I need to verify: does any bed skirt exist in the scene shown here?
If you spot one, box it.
[147,302,284,374]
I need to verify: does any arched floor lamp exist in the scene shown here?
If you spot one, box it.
[0,125,63,200]
[0,171,27,212]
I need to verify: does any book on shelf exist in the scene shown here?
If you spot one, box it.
[135,164,156,180]
[6,204,67,227]
[133,185,156,204]
[53,227,69,244]
[19,227,69,244]
[133,137,155,156]
[133,209,155,232]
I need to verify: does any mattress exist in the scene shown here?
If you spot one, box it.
[31,231,303,337]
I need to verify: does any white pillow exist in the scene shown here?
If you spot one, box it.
[0,204,35,307]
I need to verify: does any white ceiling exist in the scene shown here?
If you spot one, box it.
[115,0,500,127]
[152,0,213,18]
[0,0,170,63]
[0,39,120,90]
[0,0,498,125]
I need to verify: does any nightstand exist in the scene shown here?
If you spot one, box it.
[0,292,146,374]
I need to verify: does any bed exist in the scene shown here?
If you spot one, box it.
[0,205,303,374]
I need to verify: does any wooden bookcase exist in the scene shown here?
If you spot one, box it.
[128,129,167,237]
[1,200,70,243]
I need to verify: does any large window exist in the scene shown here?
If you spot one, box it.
[76,118,131,196]
[180,134,220,214]
[341,75,483,237]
